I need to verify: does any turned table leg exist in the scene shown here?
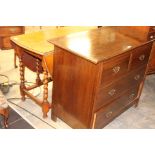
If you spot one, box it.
[19,57,26,101]
[36,59,42,85]
[14,52,17,68]
[42,68,50,118]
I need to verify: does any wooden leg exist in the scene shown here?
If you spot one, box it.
[36,59,42,85]
[134,98,139,108]
[19,58,26,101]
[4,108,9,128]
[4,115,8,128]
[42,69,50,118]
[134,81,144,108]
[14,52,17,68]
[1,108,9,128]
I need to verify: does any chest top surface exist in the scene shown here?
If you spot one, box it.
[49,27,154,64]
[11,26,96,56]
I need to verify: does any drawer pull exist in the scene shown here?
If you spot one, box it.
[134,74,140,81]
[139,54,145,61]
[108,89,116,96]
[129,93,135,100]
[112,66,120,74]
[150,35,154,39]
[105,111,113,118]
[10,28,16,33]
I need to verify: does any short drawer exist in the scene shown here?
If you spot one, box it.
[130,43,152,70]
[0,26,24,36]
[92,87,139,129]
[101,53,130,85]
[22,51,43,73]
[95,67,145,110]
[149,27,155,33]
[147,32,155,41]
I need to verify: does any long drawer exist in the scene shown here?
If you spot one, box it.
[101,53,130,85]
[92,87,139,129]
[0,27,24,36]
[95,66,145,110]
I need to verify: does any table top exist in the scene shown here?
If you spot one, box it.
[49,27,153,64]
[11,27,96,56]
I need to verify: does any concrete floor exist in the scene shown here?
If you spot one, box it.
[0,108,34,129]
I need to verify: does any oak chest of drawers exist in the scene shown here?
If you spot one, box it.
[0,26,25,49]
[49,27,154,129]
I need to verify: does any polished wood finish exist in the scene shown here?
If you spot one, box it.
[19,56,26,101]
[130,43,152,69]
[50,27,142,64]
[50,27,153,128]
[100,53,130,85]
[95,67,146,111]
[52,47,98,128]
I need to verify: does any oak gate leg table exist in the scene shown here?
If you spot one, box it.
[11,41,53,118]
[11,27,96,118]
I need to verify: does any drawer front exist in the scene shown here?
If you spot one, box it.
[22,52,43,73]
[149,27,155,33]
[93,87,139,129]
[0,26,24,36]
[101,54,130,85]
[1,37,12,49]
[130,43,152,70]
[95,67,145,110]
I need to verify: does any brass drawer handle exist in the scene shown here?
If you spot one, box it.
[129,93,135,100]
[105,111,113,118]
[10,28,16,33]
[150,35,154,39]
[112,66,120,74]
[134,74,140,81]
[139,54,145,61]
[108,89,116,96]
